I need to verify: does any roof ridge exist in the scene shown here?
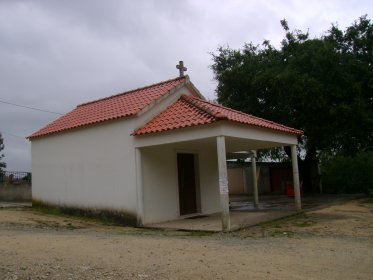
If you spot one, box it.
[181,95,225,119]
[182,94,248,116]
[182,95,302,133]
[78,76,187,108]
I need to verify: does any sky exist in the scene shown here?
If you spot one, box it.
[0,0,372,171]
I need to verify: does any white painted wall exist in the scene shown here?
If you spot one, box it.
[197,143,221,215]
[141,146,179,223]
[141,140,220,224]
[32,120,138,214]
[31,84,198,218]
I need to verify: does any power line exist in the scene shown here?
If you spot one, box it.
[0,99,63,115]
[1,131,27,140]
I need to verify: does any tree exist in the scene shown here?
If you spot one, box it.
[0,132,6,173]
[211,16,373,191]
[324,16,373,156]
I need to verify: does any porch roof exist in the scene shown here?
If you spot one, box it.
[133,95,303,136]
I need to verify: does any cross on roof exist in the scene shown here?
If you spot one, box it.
[176,61,187,77]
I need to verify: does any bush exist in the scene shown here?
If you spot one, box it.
[322,152,373,194]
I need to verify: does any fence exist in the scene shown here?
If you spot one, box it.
[0,171,31,186]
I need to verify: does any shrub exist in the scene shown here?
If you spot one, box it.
[322,152,373,194]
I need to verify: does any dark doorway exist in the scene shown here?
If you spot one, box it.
[177,153,198,215]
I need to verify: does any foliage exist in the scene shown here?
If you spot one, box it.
[322,151,373,194]
[211,16,373,190]
[211,16,373,162]
[0,132,6,173]
[23,172,32,184]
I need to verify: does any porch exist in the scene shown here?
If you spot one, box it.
[144,194,348,232]
[134,121,303,231]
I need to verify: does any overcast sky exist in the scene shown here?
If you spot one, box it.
[1,0,372,171]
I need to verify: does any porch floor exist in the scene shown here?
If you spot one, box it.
[145,194,355,232]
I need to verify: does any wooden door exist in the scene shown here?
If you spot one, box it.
[177,153,197,215]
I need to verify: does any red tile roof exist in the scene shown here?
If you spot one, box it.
[133,95,303,136]
[29,77,187,139]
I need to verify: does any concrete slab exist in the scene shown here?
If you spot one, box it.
[147,210,297,232]
[146,195,356,232]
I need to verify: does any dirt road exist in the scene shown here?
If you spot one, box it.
[0,198,372,279]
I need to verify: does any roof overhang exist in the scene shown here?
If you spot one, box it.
[133,120,298,152]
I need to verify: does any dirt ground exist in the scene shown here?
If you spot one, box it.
[0,198,372,280]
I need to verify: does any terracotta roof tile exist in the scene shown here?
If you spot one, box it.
[133,95,303,136]
[29,77,186,139]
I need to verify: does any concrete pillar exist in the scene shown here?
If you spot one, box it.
[135,148,144,225]
[216,136,230,231]
[291,145,302,210]
[251,150,259,209]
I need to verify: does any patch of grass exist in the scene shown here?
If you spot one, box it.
[30,218,81,230]
[116,227,214,238]
[32,199,137,226]
[292,220,316,227]
[363,197,373,204]
[257,211,307,228]
[268,230,295,238]
[65,222,80,230]
[117,228,164,236]
[230,212,315,239]
[182,230,214,237]
[33,219,60,228]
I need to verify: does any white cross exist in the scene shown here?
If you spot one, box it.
[176,61,187,77]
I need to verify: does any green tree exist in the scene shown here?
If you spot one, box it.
[0,132,6,173]
[211,16,373,191]
[325,16,373,155]
[322,151,373,194]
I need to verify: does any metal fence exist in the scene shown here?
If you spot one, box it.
[0,171,31,185]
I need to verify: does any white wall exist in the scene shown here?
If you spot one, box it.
[32,120,138,214]
[31,84,198,218]
[141,139,220,224]
[197,143,221,214]
[140,146,178,223]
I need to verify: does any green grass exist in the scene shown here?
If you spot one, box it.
[363,197,373,204]
[269,230,295,238]
[292,220,316,227]
[65,222,80,230]
[186,230,214,237]
[115,227,214,238]
[257,211,307,227]
[31,199,137,226]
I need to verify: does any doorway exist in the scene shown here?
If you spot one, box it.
[177,153,198,215]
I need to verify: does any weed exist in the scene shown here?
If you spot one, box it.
[257,211,306,228]
[293,220,316,227]
[269,230,295,238]
[65,222,79,230]
[32,199,137,226]
[183,231,214,237]
[363,198,373,204]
